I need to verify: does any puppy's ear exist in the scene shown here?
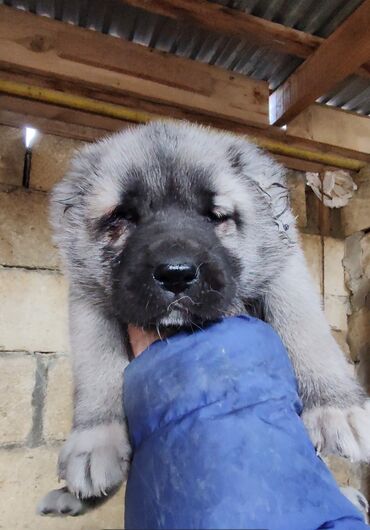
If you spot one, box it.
[52,187,82,214]
[49,142,103,268]
[226,139,295,244]
[51,139,106,213]
[49,158,82,228]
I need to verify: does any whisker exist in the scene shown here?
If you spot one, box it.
[166,295,200,312]
[188,319,204,332]
[207,288,223,297]
[195,262,204,277]
[155,323,163,341]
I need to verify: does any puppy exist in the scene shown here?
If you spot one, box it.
[38,121,370,516]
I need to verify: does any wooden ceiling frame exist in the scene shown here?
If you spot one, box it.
[0,5,269,129]
[270,0,370,125]
[120,1,370,144]
[120,0,370,79]
[0,79,368,172]
[287,104,370,155]
[0,4,369,171]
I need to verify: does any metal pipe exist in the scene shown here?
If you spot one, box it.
[0,79,157,124]
[253,138,365,171]
[0,79,367,171]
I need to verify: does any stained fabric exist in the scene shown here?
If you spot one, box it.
[123,316,367,530]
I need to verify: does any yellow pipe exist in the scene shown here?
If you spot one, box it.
[0,79,158,124]
[0,79,367,171]
[253,138,366,171]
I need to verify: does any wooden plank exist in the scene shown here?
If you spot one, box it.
[121,0,321,58]
[0,76,369,171]
[288,104,370,155]
[0,5,269,128]
[0,108,103,142]
[274,155,340,174]
[59,32,211,95]
[0,104,362,173]
[0,103,359,173]
[0,95,130,141]
[270,0,370,125]
[121,0,370,79]
[2,68,369,166]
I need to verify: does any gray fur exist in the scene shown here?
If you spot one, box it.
[39,121,370,515]
[38,487,85,516]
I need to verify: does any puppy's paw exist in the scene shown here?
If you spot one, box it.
[37,487,85,516]
[58,422,131,498]
[302,401,370,461]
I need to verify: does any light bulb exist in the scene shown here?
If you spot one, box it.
[24,127,38,149]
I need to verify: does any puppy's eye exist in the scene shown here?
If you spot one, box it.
[98,206,139,233]
[120,210,138,223]
[111,205,139,224]
[207,210,233,224]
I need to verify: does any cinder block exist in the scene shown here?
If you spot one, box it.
[0,189,59,268]
[287,171,307,228]
[0,268,68,352]
[348,307,370,363]
[0,354,35,444]
[300,233,323,294]
[342,167,370,236]
[44,356,73,442]
[324,238,347,297]
[324,294,349,333]
[0,125,24,187]
[360,231,370,279]
[31,135,82,191]
[344,232,368,311]
[0,447,124,530]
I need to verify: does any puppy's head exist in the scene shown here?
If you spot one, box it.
[51,121,295,329]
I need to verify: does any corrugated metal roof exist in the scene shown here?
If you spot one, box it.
[1,0,369,115]
[212,0,365,38]
[318,75,370,115]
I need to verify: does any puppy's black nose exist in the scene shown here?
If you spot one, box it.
[153,262,198,293]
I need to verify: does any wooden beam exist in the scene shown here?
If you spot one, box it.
[274,155,340,174]
[121,0,370,79]
[288,104,370,155]
[120,0,322,58]
[0,5,268,128]
[0,101,361,173]
[270,0,370,125]
[0,79,368,171]
[0,95,130,141]
[0,108,104,143]
[2,68,369,167]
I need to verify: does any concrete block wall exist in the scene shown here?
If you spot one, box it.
[0,126,124,530]
[0,125,365,527]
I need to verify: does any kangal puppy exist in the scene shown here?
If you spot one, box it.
[38,121,370,517]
